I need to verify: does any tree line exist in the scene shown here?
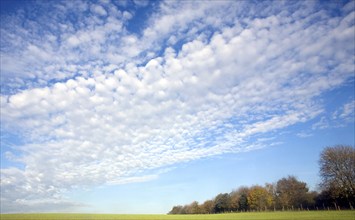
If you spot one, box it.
[169,145,355,214]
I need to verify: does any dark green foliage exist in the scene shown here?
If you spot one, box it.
[213,193,231,213]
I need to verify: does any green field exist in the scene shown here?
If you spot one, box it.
[1,211,354,220]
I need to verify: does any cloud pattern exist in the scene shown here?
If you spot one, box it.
[1,0,354,212]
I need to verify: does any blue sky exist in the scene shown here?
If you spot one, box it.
[0,0,354,214]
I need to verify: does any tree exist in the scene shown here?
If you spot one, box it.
[319,145,355,209]
[237,186,250,211]
[265,183,277,211]
[247,185,273,211]
[304,191,318,209]
[188,201,201,214]
[276,176,311,210]
[229,190,240,212]
[169,205,183,214]
[214,193,231,213]
[180,205,189,214]
[201,200,214,214]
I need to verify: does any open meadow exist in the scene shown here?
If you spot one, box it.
[1,211,355,220]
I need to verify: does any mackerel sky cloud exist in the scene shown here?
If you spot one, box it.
[0,0,354,214]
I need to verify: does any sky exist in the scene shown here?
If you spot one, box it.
[0,0,354,214]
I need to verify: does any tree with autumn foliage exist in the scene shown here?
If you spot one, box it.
[247,185,273,211]
[201,200,214,214]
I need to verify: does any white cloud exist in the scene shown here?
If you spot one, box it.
[107,175,158,185]
[339,100,355,120]
[133,0,149,8]
[91,4,107,17]
[1,0,354,213]
[312,116,330,130]
[297,132,313,138]
[311,99,355,131]
[331,99,355,126]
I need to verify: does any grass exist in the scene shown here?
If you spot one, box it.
[1,211,354,220]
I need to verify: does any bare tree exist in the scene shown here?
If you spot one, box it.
[319,145,355,209]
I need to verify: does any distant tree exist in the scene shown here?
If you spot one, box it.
[276,176,311,210]
[304,191,318,209]
[237,186,250,211]
[201,200,214,214]
[247,185,273,211]
[319,145,355,209]
[168,205,183,214]
[265,183,277,210]
[316,189,333,209]
[214,193,231,213]
[180,205,189,214]
[188,201,201,214]
[229,190,240,212]
[168,175,322,214]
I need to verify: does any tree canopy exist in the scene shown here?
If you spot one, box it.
[319,145,355,209]
[276,176,311,210]
[169,176,317,214]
